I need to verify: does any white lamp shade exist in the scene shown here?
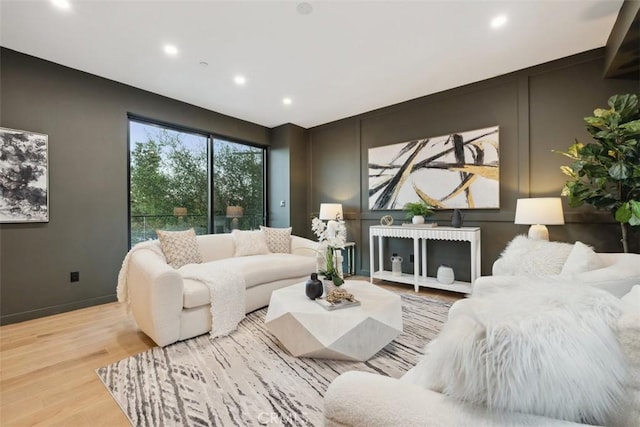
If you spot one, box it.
[226,206,244,218]
[514,198,565,225]
[319,203,343,220]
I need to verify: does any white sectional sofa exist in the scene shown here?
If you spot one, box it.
[123,232,318,346]
[324,285,640,427]
[324,237,640,426]
[473,237,640,298]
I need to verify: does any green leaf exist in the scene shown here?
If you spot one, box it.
[630,215,640,226]
[620,120,640,134]
[609,94,639,121]
[567,195,584,208]
[593,108,609,117]
[567,142,584,158]
[631,200,640,218]
[609,163,629,180]
[615,203,632,223]
[560,165,575,177]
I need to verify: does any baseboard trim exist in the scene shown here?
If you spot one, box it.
[0,294,117,325]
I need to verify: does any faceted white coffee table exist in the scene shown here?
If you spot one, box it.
[264,280,403,361]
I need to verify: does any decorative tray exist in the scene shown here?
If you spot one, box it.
[401,223,438,228]
[315,297,361,311]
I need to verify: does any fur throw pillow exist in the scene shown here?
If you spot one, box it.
[494,235,573,275]
[410,281,628,424]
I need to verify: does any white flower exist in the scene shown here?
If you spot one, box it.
[325,220,346,249]
[312,216,346,249]
[311,217,326,240]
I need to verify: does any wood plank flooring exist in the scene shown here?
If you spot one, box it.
[0,278,461,426]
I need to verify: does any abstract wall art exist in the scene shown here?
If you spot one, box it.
[0,127,49,223]
[368,126,499,210]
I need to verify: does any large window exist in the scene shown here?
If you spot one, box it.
[128,118,266,246]
[212,139,265,233]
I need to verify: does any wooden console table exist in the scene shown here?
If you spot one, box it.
[369,225,481,294]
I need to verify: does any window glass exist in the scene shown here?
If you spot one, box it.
[212,138,265,233]
[128,119,266,246]
[129,120,209,245]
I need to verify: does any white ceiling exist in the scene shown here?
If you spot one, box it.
[0,0,624,128]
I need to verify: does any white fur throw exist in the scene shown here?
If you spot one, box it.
[494,235,574,275]
[410,280,628,424]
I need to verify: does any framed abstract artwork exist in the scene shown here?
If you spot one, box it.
[368,126,499,210]
[0,127,49,223]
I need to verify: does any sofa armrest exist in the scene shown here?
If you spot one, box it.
[291,235,319,258]
[127,248,184,346]
[324,371,585,426]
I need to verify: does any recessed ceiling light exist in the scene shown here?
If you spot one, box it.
[51,0,71,9]
[490,14,507,29]
[234,75,247,86]
[296,2,313,15]
[282,97,292,105]
[163,44,178,56]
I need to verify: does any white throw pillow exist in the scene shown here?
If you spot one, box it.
[156,228,203,269]
[495,235,574,275]
[232,230,270,257]
[260,226,292,253]
[409,281,627,424]
[560,241,606,276]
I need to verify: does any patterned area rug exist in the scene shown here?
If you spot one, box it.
[97,293,451,426]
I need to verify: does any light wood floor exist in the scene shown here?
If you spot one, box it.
[0,278,461,426]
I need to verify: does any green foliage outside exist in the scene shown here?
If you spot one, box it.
[556,93,640,252]
[129,125,264,244]
[212,142,264,225]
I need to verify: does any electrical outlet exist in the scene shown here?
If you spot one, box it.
[70,271,79,282]
[409,254,414,263]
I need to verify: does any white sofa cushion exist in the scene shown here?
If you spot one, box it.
[560,241,605,276]
[156,228,203,269]
[410,281,627,424]
[182,254,316,308]
[567,253,640,298]
[611,285,640,426]
[232,230,270,256]
[198,233,235,262]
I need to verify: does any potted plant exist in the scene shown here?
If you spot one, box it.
[311,217,346,287]
[556,93,640,252]
[403,201,434,224]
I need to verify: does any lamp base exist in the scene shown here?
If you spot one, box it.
[230,217,240,230]
[528,224,549,240]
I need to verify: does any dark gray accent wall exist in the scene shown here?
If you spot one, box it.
[0,48,270,324]
[308,49,639,281]
[268,123,310,236]
[2,45,638,323]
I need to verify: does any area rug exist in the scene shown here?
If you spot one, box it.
[97,293,451,426]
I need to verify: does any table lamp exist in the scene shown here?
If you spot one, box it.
[226,206,243,230]
[514,197,564,240]
[319,203,343,221]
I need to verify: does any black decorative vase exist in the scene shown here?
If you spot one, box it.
[305,273,323,300]
[451,209,464,228]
